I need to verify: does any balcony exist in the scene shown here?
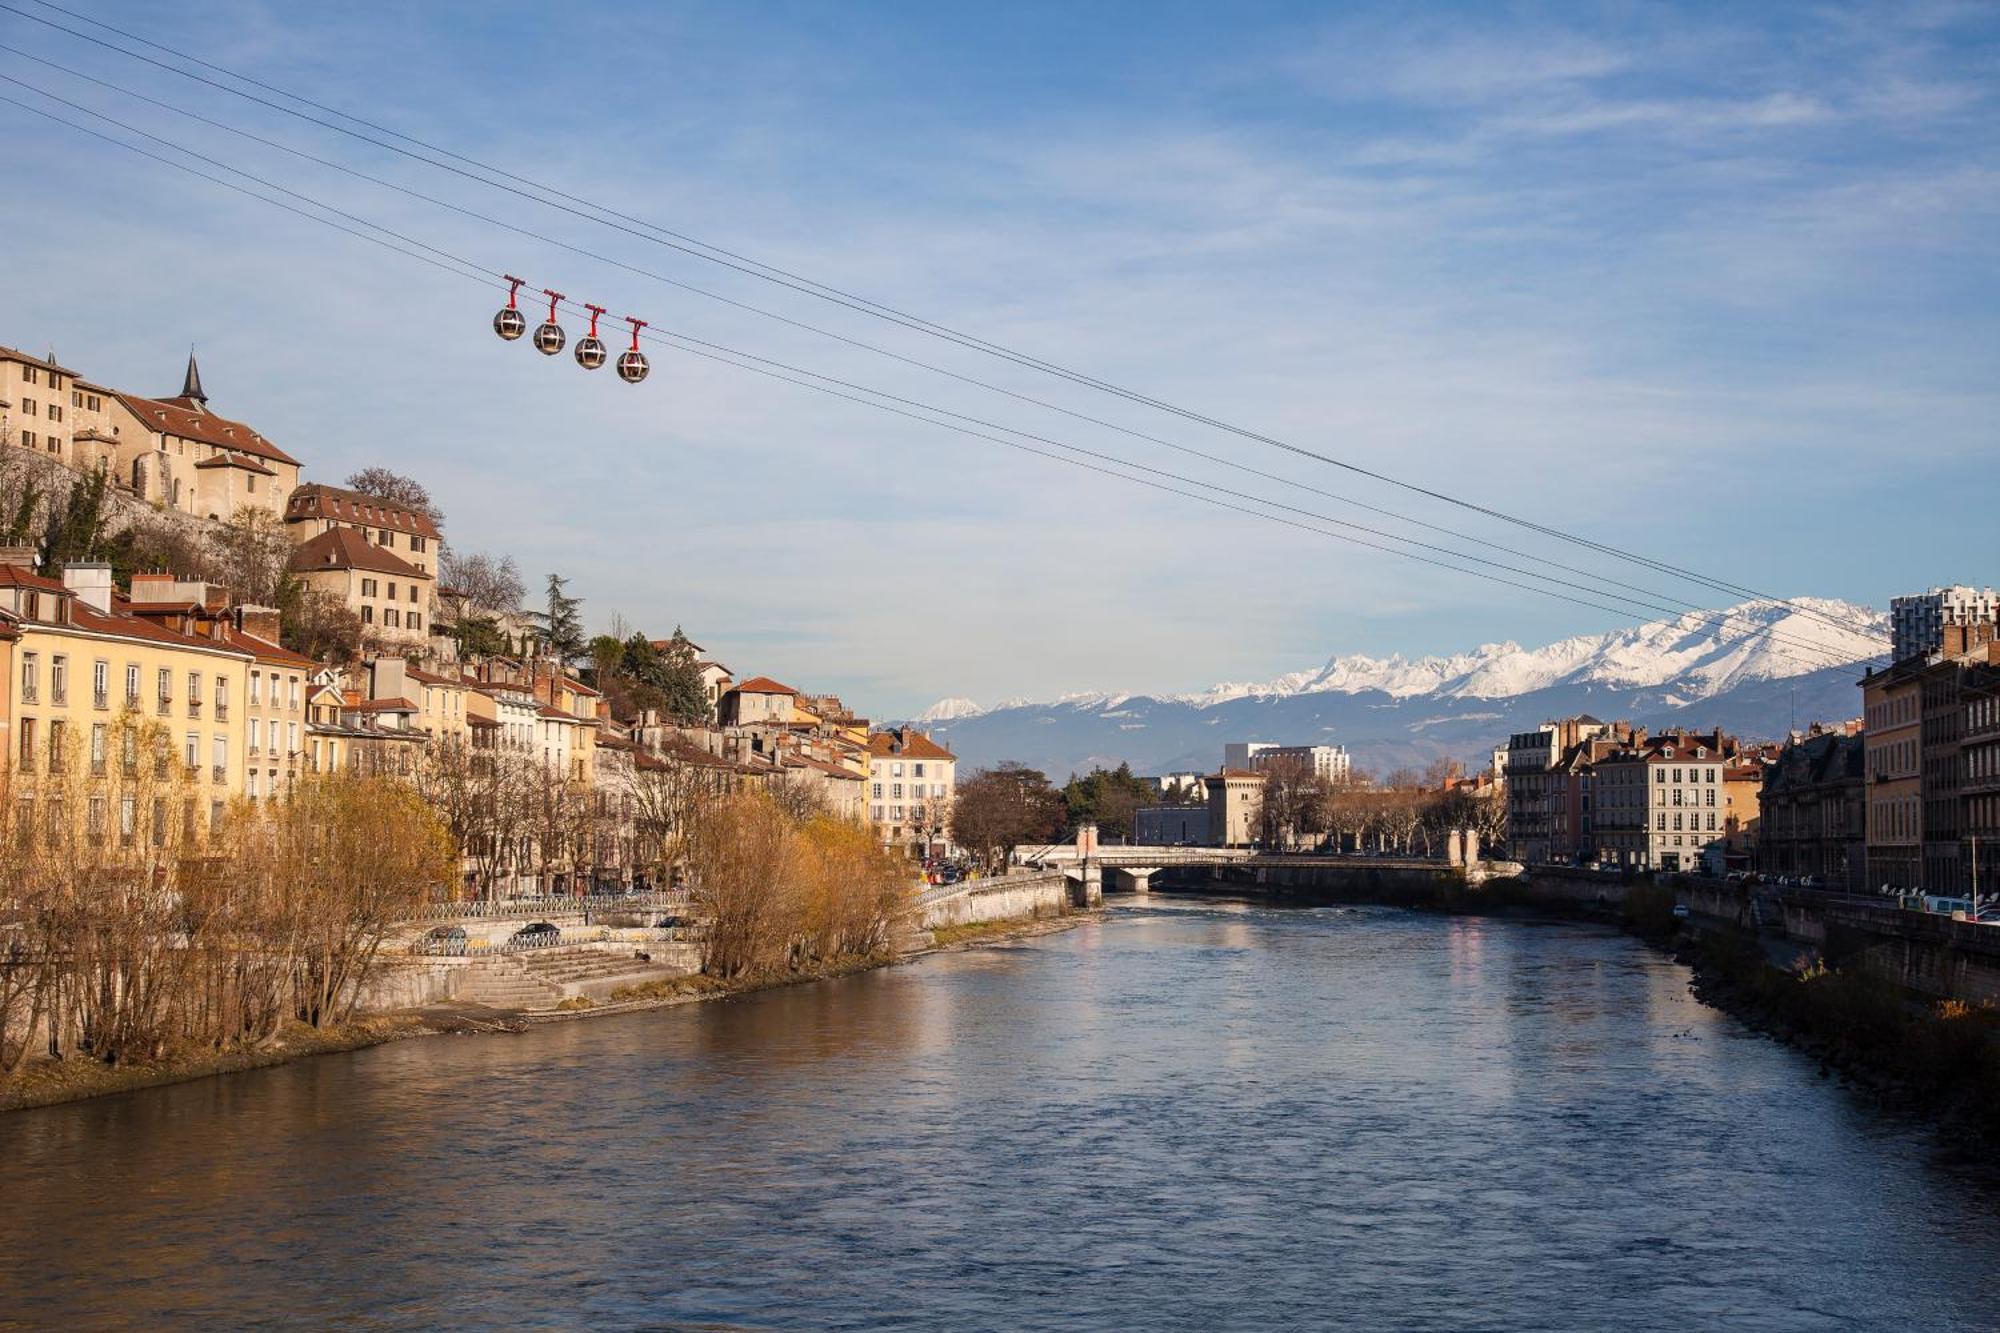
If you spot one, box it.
[156,695,171,717]
[212,765,227,785]
[93,690,108,711]
[187,701,202,720]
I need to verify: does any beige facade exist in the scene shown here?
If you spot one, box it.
[284,483,440,579]
[0,345,81,463]
[866,728,956,853]
[3,563,254,825]
[1206,769,1262,848]
[288,527,433,652]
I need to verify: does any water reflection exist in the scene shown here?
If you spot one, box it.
[3,900,1998,1330]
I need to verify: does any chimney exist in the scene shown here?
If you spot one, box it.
[368,656,408,702]
[61,562,113,614]
[129,572,176,603]
[0,546,36,569]
[235,605,281,643]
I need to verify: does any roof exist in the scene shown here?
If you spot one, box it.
[406,665,467,687]
[288,526,425,579]
[0,565,70,593]
[191,452,276,476]
[285,483,442,540]
[218,626,316,669]
[731,675,798,696]
[112,392,299,467]
[866,728,955,761]
[350,697,418,713]
[0,344,78,376]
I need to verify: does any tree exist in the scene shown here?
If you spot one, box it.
[206,508,293,605]
[283,588,363,666]
[1254,758,1335,850]
[36,462,110,574]
[620,628,710,723]
[587,634,626,685]
[345,468,442,527]
[1060,763,1156,842]
[448,613,509,660]
[538,573,586,666]
[438,548,524,615]
[951,763,1064,871]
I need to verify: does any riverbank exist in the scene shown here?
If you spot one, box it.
[1,906,1095,1114]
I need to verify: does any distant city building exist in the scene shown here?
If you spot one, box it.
[1205,769,1263,848]
[1148,771,1207,800]
[1759,725,1865,891]
[1223,741,1350,784]
[1890,586,1999,662]
[1592,729,1741,873]
[1503,715,1626,863]
[1135,805,1212,845]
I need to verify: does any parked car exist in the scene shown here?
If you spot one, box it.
[1671,904,1691,920]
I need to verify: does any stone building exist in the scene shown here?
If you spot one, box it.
[1758,726,1865,890]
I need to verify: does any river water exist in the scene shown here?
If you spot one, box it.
[4,899,1999,1330]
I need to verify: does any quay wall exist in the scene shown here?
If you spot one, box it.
[921,872,1072,930]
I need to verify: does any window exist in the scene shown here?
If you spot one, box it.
[125,663,140,706]
[249,671,261,705]
[185,732,199,770]
[212,735,227,782]
[89,723,106,775]
[892,762,904,778]
[409,586,419,603]
[289,676,300,709]
[410,613,421,632]
[50,655,67,705]
[361,606,374,625]
[215,675,229,721]
[17,718,35,771]
[20,397,34,416]
[914,763,926,778]
[48,720,65,771]
[385,608,400,629]
[387,582,397,601]
[22,365,36,385]
[187,671,202,706]
[19,652,36,703]
[412,535,426,552]
[380,530,393,547]
[288,721,298,753]
[247,770,259,800]
[872,783,883,798]
[249,718,262,754]
[119,795,135,844]
[92,660,109,710]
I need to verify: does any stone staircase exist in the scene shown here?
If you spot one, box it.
[457,963,563,1010]
[458,946,697,1012]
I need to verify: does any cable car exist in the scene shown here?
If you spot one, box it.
[493,274,526,340]
[617,316,649,384]
[533,288,566,355]
[575,303,608,370]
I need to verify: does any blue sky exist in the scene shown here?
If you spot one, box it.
[0,0,1995,715]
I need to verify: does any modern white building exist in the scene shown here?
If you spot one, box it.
[1226,741,1351,784]
[1891,586,1999,662]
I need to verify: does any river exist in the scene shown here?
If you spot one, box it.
[3,899,1998,1330]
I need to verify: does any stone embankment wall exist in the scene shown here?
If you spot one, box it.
[920,871,1072,929]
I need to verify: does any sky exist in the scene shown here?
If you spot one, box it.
[0,0,1995,717]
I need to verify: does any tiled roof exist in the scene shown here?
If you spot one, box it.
[350,697,418,713]
[191,452,276,476]
[285,483,442,540]
[288,526,425,579]
[0,344,78,375]
[112,392,299,467]
[731,675,798,696]
[867,728,956,760]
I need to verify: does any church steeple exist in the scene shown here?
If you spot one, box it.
[180,349,206,406]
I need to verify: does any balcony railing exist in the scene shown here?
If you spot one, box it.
[211,765,227,785]
[93,690,108,711]
[156,695,171,716]
[187,701,201,719]
[216,702,229,722]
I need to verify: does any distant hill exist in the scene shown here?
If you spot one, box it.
[914,598,1887,778]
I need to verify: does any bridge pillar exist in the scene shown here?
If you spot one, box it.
[1103,867,1153,896]
[1071,861,1102,908]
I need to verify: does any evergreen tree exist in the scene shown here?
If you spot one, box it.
[539,573,586,665]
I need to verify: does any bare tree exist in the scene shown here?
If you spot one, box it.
[346,468,442,526]
[438,548,525,616]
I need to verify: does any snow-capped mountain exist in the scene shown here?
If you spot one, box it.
[916,599,1888,779]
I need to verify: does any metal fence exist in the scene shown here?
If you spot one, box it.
[412,891,686,922]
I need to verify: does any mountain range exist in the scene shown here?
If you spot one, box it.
[912,598,1889,779]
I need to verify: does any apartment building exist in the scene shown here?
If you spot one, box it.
[1759,726,1865,891]
[1591,731,1738,872]
[1241,742,1352,784]
[287,527,433,652]
[284,482,440,579]
[2,561,253,833]
[1890,586,2000,662]
[867,727,956,855]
